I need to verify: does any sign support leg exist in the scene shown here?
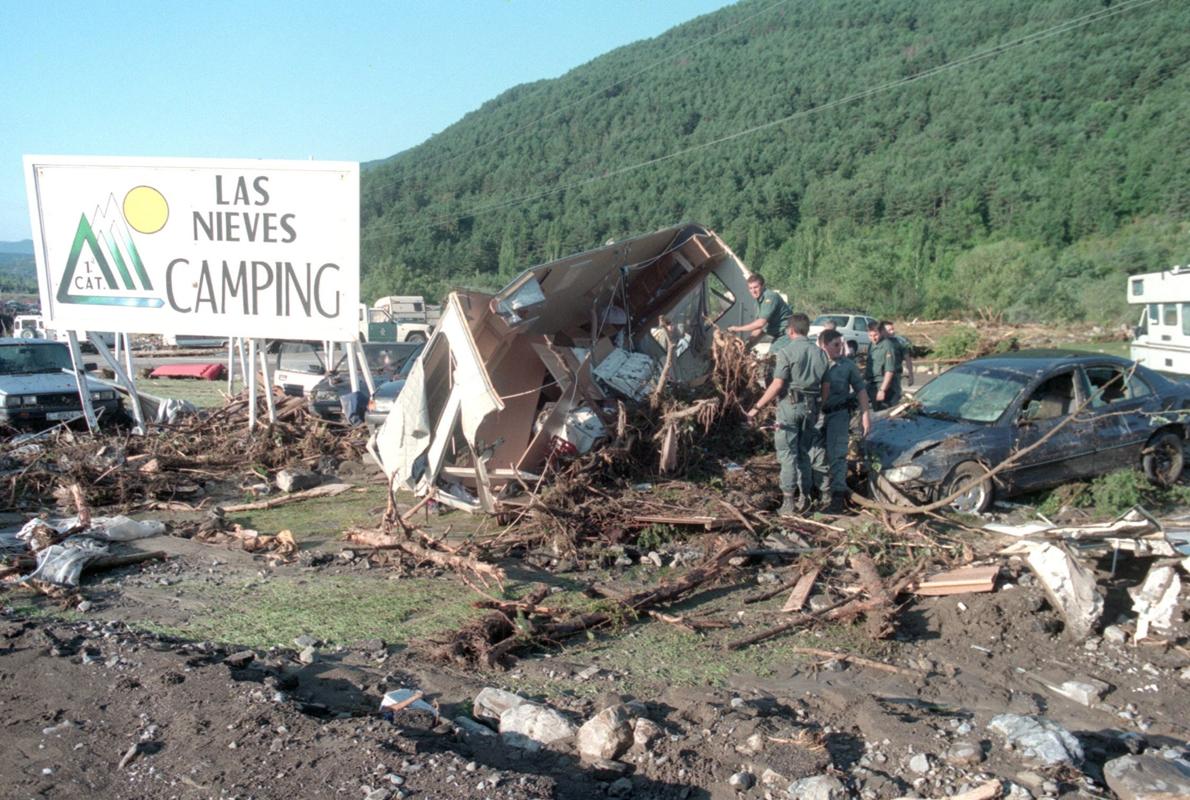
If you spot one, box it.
[247,338,257,432]
[352,340,375,395]
[346,339,361,394]
[226,338,237,395]
[257,339,276,424]
[65,331,99,433]
[89,333,146,434]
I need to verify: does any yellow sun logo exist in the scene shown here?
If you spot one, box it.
[122,185,169,234]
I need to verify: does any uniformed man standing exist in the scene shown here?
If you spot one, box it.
[883,320,915,388]
[746,313,829,515]
[729,274,793,353]
[809,329,871,513]
[864,321,901,410]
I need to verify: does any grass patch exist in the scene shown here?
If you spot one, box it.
[135,573,485,649]
[138,377,229,408]
[227,485,389,540]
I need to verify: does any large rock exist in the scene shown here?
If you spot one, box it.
[276,468,321,493]
[577,704,633,762]
[1104,754,1190,800]
[988,714,1083,766]
[473,687,526,722]
[786,774,847,799]
[499,703,577,751]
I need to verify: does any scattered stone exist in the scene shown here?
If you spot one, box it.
[909,753,933,774]
[576,665,602,681]
[945,742,983,766]
[499,703,577,751]
[786,774,847,800]
[76,600,93,613]
[1051,678,1111,706]
[225,650,255,668]
[454,716,496,737]
[577,704,633,762]
[364,789,391,800]
[633,718,662,750]
[474,687,526,722]
[988,714,1083,766]
[1014,770,1047,792]
[298,645,317,665]
[276,468,321,493]
[729,771,756,790]
[1103,625,1129,645]
[1103,753,1190,800]
[293,634,318,649]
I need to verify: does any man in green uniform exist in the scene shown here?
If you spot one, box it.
[809,329,871,513]
[729,274,793,353]
[883,320,915,389]
[746,313,829,515]
[864,321,901,410]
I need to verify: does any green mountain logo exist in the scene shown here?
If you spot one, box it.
[56,192,165,308]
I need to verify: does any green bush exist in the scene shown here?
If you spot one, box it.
[1038,468,1190,517]
[933,327,980,360]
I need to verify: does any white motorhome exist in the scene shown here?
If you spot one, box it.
[1129,264,1190,374]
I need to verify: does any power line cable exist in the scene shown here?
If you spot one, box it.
[362,0,1167,246]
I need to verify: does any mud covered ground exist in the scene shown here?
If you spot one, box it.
[2,451,1188,800]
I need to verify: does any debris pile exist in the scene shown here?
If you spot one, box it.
[370,223,763,514]
[1,388,368,512]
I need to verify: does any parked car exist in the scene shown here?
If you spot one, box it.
[0,338,122,429]
[364,378,409,433]
[808,313,880,355]
[307,342,424,421]
[862,351,1190,513]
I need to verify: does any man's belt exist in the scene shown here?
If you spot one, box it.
[824,397,859,414]
[784,389,820,405]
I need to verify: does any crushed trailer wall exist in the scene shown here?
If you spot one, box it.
[369,223,754,512]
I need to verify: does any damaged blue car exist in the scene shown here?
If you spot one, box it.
[863,351,1190,513]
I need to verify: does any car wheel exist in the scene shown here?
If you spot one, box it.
[945,461,993,514]
[405,332,427,343]
[1142,430,1184,488]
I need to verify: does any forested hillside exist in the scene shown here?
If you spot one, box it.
[360,0,1188,323]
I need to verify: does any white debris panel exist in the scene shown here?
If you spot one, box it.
[368,223,754,513]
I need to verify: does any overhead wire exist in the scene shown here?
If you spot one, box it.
[362,0,1168,249]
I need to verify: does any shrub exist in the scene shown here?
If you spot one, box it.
[933,327,980,360]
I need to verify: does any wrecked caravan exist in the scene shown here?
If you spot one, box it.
[369,223,754,512]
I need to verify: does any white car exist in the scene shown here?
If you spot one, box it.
[808,313,880,356]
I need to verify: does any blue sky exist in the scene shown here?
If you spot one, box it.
[0,0,733,242]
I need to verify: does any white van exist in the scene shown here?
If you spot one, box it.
[12,314,116,350]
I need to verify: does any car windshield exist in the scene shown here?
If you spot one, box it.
[0,343,73,374]
[913,364,1031,423]
[813,315,849,328]
[276,342,327,374]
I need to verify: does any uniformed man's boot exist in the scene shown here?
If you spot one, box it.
[825,493,847,515]
[778,492,797,517]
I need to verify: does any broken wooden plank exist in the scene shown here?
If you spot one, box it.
[912,565,999,596]
[782,567,820,612]
[632,514,735,531]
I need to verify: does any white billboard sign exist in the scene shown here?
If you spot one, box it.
[24,155,359,341]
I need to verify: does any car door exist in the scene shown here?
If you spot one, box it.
[1002,368,1096,492]
[1078,363,1161,475]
